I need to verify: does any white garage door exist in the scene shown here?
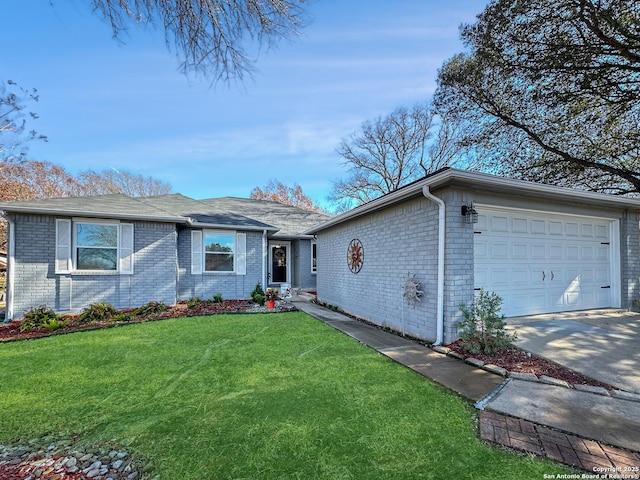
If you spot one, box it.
[474,207,614,317]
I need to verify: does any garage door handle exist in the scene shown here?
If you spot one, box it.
[542,271,545,281]
[551,271,554,281]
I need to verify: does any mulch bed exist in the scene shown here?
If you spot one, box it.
[447,339,614,390]
[0,300,293,342]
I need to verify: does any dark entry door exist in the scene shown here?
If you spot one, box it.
[271,244,288,283]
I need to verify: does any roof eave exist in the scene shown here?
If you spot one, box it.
[306,169,640,233]
[189,221,279,232]
[0,206,188,224]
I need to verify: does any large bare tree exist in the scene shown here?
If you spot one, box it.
[435,0,640,194]
[77,169,171,197]
[89,0,309,82]
[330,102,470,208]
[1,80,47,162]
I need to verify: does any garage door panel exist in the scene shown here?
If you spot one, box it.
[531,244,546,258]
[512,217,528,233]
[490,243,509,258]
[581,223,594,237]
[511,269,529,285]
[565,222,580,236]
[596,245,609,260]
[595,224,608,239]
[490,269,510,286]
[549,245,563,259]
[549,221,563,235]
[491,216,509,232]
[474,208,612,316]
[512,243,528,258]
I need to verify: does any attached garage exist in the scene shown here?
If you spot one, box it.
[309,168,640,344]
[474,207,619,317]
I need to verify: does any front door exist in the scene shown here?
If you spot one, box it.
[270,242,290,284]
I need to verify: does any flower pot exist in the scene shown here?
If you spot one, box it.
[266,300,276,309]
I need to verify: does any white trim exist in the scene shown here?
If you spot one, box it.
[55,218,72,274]
[73,220,120,272]
[191,230,203,275]
[118,223,135,275]
[6,217,15,321]
[610,220,621,308]
[236,232,246,275]
[202,229,237,274]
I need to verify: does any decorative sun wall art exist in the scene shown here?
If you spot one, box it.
[347,239,364,274]
[403,273,424,307]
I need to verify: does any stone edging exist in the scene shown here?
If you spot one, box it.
[431,345,640,403]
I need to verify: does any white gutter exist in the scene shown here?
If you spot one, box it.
[262,229,268,288]
[5,215,15,321]
[422,186,444,345]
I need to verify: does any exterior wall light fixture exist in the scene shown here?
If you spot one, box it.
[461,202,479,224]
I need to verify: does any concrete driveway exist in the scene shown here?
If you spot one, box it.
[506,309,640,393]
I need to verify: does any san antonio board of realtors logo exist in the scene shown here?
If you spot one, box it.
[347,239,364,274]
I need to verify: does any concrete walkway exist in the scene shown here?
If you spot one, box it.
[291,295,640,472]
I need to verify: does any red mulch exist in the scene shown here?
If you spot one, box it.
[447,339,613,390]
[0,300,264,342]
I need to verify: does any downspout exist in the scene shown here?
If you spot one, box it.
[2,212,15,322]
[262,229,268,289]
[422,186,445,345]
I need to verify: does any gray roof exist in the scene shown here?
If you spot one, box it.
[135,194,278,231]
[200,197,330,237]
[0,193,329,237]
[0,194,186,223]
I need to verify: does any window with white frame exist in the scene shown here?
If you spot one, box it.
[76,223,118,270]
[204,231,235,272]
[191,230,246,275]
[55,219,134,274]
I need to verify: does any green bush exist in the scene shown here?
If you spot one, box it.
[20,305,60,332]
[78,303,118,324]
[250,283,266,306]
[212,293,224,303]
[457,289,517,355]
[111,313,130,323]
[135,301,167,317]
[187,297,202,309]
[253,294,265,306]
[41,317,68,331]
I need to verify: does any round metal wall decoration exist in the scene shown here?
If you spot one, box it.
[347,239,364,273]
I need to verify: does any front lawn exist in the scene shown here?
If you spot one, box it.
[0,312,571,479]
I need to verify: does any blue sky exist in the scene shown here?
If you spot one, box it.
[2,1,485,207]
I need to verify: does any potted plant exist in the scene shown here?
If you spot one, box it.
[265,288,277,309]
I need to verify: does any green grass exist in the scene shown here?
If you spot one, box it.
[0,312,572,479]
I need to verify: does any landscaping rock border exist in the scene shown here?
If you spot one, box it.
[0,436,152,480]
[431,345,640,403]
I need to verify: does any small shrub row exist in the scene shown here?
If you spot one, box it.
[19,300,171,332]
[20,305,67,332]
[186,293,224,310]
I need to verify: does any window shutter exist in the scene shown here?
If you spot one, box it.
[119,223,134,274]
[55,219,72,273]
[236,232,246,275]
[191,230,203,274]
